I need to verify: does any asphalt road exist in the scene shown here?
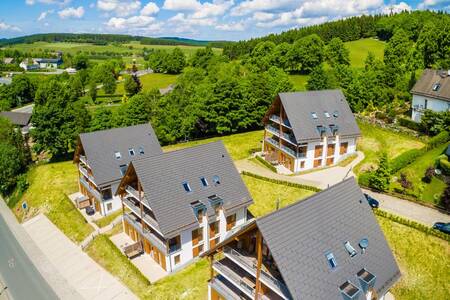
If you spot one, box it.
[0,214,58,300]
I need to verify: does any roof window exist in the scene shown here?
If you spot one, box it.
[119,164,128,176]
[432,82,441,91]
[324,111,330,118]
[357,269,376,291]
[128,148,135,156]
[139,147,145,155]
[339,281,361,299]
[114,151,122,160]
[212,175,221,185]
[344,241,357,257]
[325,252,337,269]
[317,125,327,137]
[333,110,339,118]
[182,181,192,192]
[311,112,318,119]
[200,177,209,187]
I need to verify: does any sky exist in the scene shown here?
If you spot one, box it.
[0,0,449,41]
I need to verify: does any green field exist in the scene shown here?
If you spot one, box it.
[289,74,309,91]
[345,38,385,68]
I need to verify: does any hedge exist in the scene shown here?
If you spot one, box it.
[241,171,322,192]
[427,130,450,150]
[439,158,450,175]
[398,117,423,132]
[375,209,450,242]
[255,155,277,173]
[390,148,426,173]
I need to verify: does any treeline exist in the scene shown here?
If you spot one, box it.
[223,10,449,59]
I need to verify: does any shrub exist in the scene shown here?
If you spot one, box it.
[16,173,29,193]
[441,185,450,211]
[358,171,371,187]
[368,153,390,191]
[422,166,435,184]
[390,148,426,173]
[427,131,450,149]
[400,173,413,189]
[439,158,450,175]
[255,155,277,173]
[398,117,423,132]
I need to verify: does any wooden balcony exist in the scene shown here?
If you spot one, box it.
[79,154,89,167]
[79,177,102,201]
[209,275,251,300]
[265,137,305,159]
[126,185,144,200]
[122,197,160,233]
[123,213,167,253]
[269,115,291,129]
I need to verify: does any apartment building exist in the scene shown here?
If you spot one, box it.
[73,124,162,216]
[202,178,401,300]
[116,141,253,273]
[262,90,360,173]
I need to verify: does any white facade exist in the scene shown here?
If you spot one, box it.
[411,94,450,122]
[99,193,122,216]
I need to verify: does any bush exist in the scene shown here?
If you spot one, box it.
[16,173,29,193]
[358,171,371,187]
[441,185,450,211]
[439,158,450,175]
[422,166,435,183]
[255,155,277,173]
[400,173,413,189]
[390,148,426,173]
[427,131,450,149]
[398,117,423,131]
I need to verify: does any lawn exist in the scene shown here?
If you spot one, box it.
[377,216,450,299]
[289,74,309,91]
[242,174,315,217]
[354,121,425,174]
[93,210,122,228]
[392,142,449,204]
[11,161,93,243]
[163,130,263,161]
[345,38,385,68]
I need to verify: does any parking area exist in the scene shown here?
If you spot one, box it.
[22,214,137,300]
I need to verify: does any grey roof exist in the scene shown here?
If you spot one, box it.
[256,178,400,300]
[278,90,361,143]
[0,77,12,85]
[0,111,32,126]
[36,58,62,64]
[79,124,162,187]
[131,141,253,237]
[411,69,450,102]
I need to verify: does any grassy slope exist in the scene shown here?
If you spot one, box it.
[345,38,385,68]
[12,161,92,243]
[354,121,425,174]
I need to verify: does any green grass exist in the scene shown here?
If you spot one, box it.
[377,216,450,299]
[355,121,425,174]
[12,161,93,243]
[345,38,385,68]
[289,74,309,91]
[242,174,314,217]
[392,143,449,204]
[93,210,122,228]
[163,130,263,161]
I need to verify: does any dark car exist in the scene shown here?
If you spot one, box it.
[85,206,95,216]
[433,222,450,234]
[363,193,379,209]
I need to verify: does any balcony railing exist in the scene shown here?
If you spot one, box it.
[266,125,280,136]
[126,185,144,200]
[265,137,279,148]
[79,154,89,167]
[79,177,102,201]
[79,165,97,185]
[123,213,167,253]
[209,276,247,300]
[269,115,291,128]
[281,131,296,145]
[123,197,160,231]
[213,260,255,299]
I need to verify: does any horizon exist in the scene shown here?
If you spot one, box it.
[0,1,449,42]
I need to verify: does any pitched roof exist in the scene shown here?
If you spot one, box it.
[277,90,360,143]
[411,69,450,102]
[130,141,253,237]
[0,111,32,126]
[256,178,400,300]
[79,124,162,187]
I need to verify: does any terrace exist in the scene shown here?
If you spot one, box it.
[123,213,167,253]
[79,176,102,201]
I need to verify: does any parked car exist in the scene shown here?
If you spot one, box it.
[85,206,95,216]
[363,193,379,209]
[433,222,450,234]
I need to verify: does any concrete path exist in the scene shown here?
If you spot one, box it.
[23,214,137,300]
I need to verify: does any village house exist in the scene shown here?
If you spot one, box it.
[262,90,360,173]
[202,178,401,300]
[115,141,253,273]
[73,124,162,216]
[0,111,32,135]
[19,57,63,71]
[411,69,450,121]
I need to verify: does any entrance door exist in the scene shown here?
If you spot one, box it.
[94,199,101,213]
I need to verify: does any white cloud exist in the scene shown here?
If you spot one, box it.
[38,9,54,21]
[162,0,201,11]
[105,15,162,34]
[295,0,383,18]
[163,0,233,18]
[251,11,275,21]
[168,13,216,26]
[216,21,245,31]
[418,0,450,9]
[381,2,412,14]
[58,6,84,19]
[0,22,21,32]
[231,0,296,16]
[141,2,159,16]
[97,0,141,17]
[26,0,71,5]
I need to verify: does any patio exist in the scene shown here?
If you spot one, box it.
[110,232,168,283]
[69,192,103,223]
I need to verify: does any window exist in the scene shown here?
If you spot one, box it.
[114,151,121,160]
[333,110,339,117]
[226,214,236,231]
[209,221,219,237]
[344,241,357,257]
[324,111,330,118]
[102,188,112,200]
[311,112,318,119]
[169,236,181,253]
[339,281,361,299]
[432,82,441,91]
[107,203,112,211]
[182,181,192,192]
[424,99,428,109]
[200,177,208,187]
[212,175,221,185]
[326,252,337,269]
[174,254,180,265]
[192,228,203,245]
[138,147,145,155]
[198,244,204,253]
[119,164,128,176]
[128,148,135,156]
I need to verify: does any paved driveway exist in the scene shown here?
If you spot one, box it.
[23,214,137,300]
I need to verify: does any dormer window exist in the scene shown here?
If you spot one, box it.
[330,124,339,135]
[114,151,122,160]
[139,147,145,155]
[333,110,339,118]
[212,175,221,185]
[200,177,209,187]
[432,82,441,91]
[339,281,361,299]
[357,269,376,292]
[325,252,337,269]
[317,125,327,137]
[129,148,135,156]
[191,201,206,221]
[311,112,318,119]
[119,164,128,176]
[324,111,330,118]
[344,241,357,257]
[182,181,192,192]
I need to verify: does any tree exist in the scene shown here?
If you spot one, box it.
[0,143,23,194]
[9,75,37,107]
[441,184,450,211]
[166,48,186,74]
[326,37,350,67]
[190,46,214,69]
[102,72,117,95]
[306,64,335,91]
[89,80,97,102]
[249,41,276,71]
[272,42,292,71]
[416,22,439,67]
[72,53,89,70]
[383,29,412,86]
[89,108,114,131]
[289,34,325,73]
[124,74,142,96]
[368,153,391,191]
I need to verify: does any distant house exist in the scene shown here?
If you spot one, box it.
[36,58,63,69]
[262,90,360,173]
[19,60,40,71]
[3,57,14,64]
[0,77,12,85]
[0,111,32,135]
[116,141,253,273]
[73,124,163,216]
[202,178,401,300]
[411,69,450,122]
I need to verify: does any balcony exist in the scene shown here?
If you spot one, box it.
[79,154,89,167]
[280,131,297,145]
[223,247,290,300]
[126,185,144,200]
[123,197,160,232]
[123,213,167,253]
[209,275,251,300]
[79,177,102,201]
[213,258,256,299]
[269,115,291,129]
[265,138,304,159]
[265,125,280,136]
[79,165,96,185]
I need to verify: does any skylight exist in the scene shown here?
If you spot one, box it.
[114,151,122,160]
[311,112,318,119]
[182,181,192,192]
[129,148,135,156]
[325,252,337,269]
[432,82,441,91]
[200,177,209,187]
[324,111,330,118]
[139,147,145,155]
[344,241,357,257]
[333,110,339,117]
[212,175,221,185]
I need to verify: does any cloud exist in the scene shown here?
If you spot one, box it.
[381,2,412,14]
[58,6,84,19]
[231,0,296,16]
[168,13,216,26]
[97,0,141,17]
[141,2,159,16]
[162,0,201,11]
[163,0,233,18]
[294,0,383,18]
[38,9,54,21]
[0,22,21,32]
[216,22,245,31]
[105,15,162,34]
[26,0,71,5]
[418,0,450,9]
[251,12,275,21]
